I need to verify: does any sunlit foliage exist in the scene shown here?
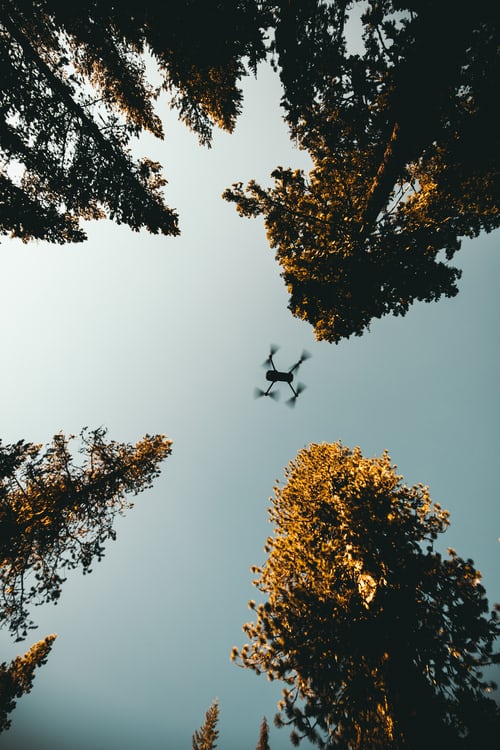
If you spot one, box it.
[256,715,271,750]
[192,699,220,750]
[0,0,269,242]
[0,633,56,732]
[224,0,499,342]
[233,442,500,748]
[0,427,172,640]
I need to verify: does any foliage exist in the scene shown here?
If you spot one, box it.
[192,699,219,750]
[233,442,500,748]
[0,0,269,242]
[256,715,271,750]
[224,0,499,342]
[0,427,172,640]
[0,633,56,732]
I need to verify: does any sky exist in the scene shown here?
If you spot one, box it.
[0,52,499,750]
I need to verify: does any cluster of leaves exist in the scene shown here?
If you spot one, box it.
[192,699,220,750]
[192,701,271,750]
[233,442,500,748]
[225,0,499,342]
[0,427,172,640]
[0,634,56,732]
[255,715,271,750]
[0,0,270,242]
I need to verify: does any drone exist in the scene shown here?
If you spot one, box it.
[255,345,311,407]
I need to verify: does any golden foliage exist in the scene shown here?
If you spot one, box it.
[0,634,56,731]
[0,428,172,639]
[233,442,499,748]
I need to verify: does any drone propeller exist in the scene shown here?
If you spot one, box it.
[262,343,280,368]
[289,350,312,374]
[254,387,280,400]
[286,383,306,407]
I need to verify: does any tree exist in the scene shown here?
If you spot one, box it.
[232,442,500,748]
[256,715,271,750]
[0,427,171,731]
[0,0,269,243]
[0,427,172,640]
[224,0,499,342]
[192,699,219,750]
[0,634,56,732]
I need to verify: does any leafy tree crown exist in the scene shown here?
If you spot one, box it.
[233,442,500,748]
[0,427,172,639]
[0,0,269,242]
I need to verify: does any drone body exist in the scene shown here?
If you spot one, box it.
[265,369,293,383]
[255,345,310,406]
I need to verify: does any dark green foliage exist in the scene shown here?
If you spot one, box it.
[225,0,499,342]
[233,442,500,748]
[0,427,172,640]
[192,699,219,750]
[0,0,268,242]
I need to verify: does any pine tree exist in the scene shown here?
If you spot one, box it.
[233,442,500,748]
[0,634,56,732]
[0,427,172,640]
[0,427,171,732]
[192,699,219,750]
[0,0,268,242]
[256,716,271,750]
[225,0,499,342]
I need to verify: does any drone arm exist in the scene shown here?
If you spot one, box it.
[288,350,311,375]
[268,356,278,372]
[286,381,305,406]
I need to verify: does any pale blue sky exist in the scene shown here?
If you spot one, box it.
[0,61,498,749]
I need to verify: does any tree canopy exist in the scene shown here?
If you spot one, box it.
[233,442,500,748]
[224,0,499,342]
[3,0,497,348]
[256,716,271,750]
[0,427,172,640]
[0,0,268,242]
[0,427,171,731]
[192,699,220,750]
[0,634,56,732]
